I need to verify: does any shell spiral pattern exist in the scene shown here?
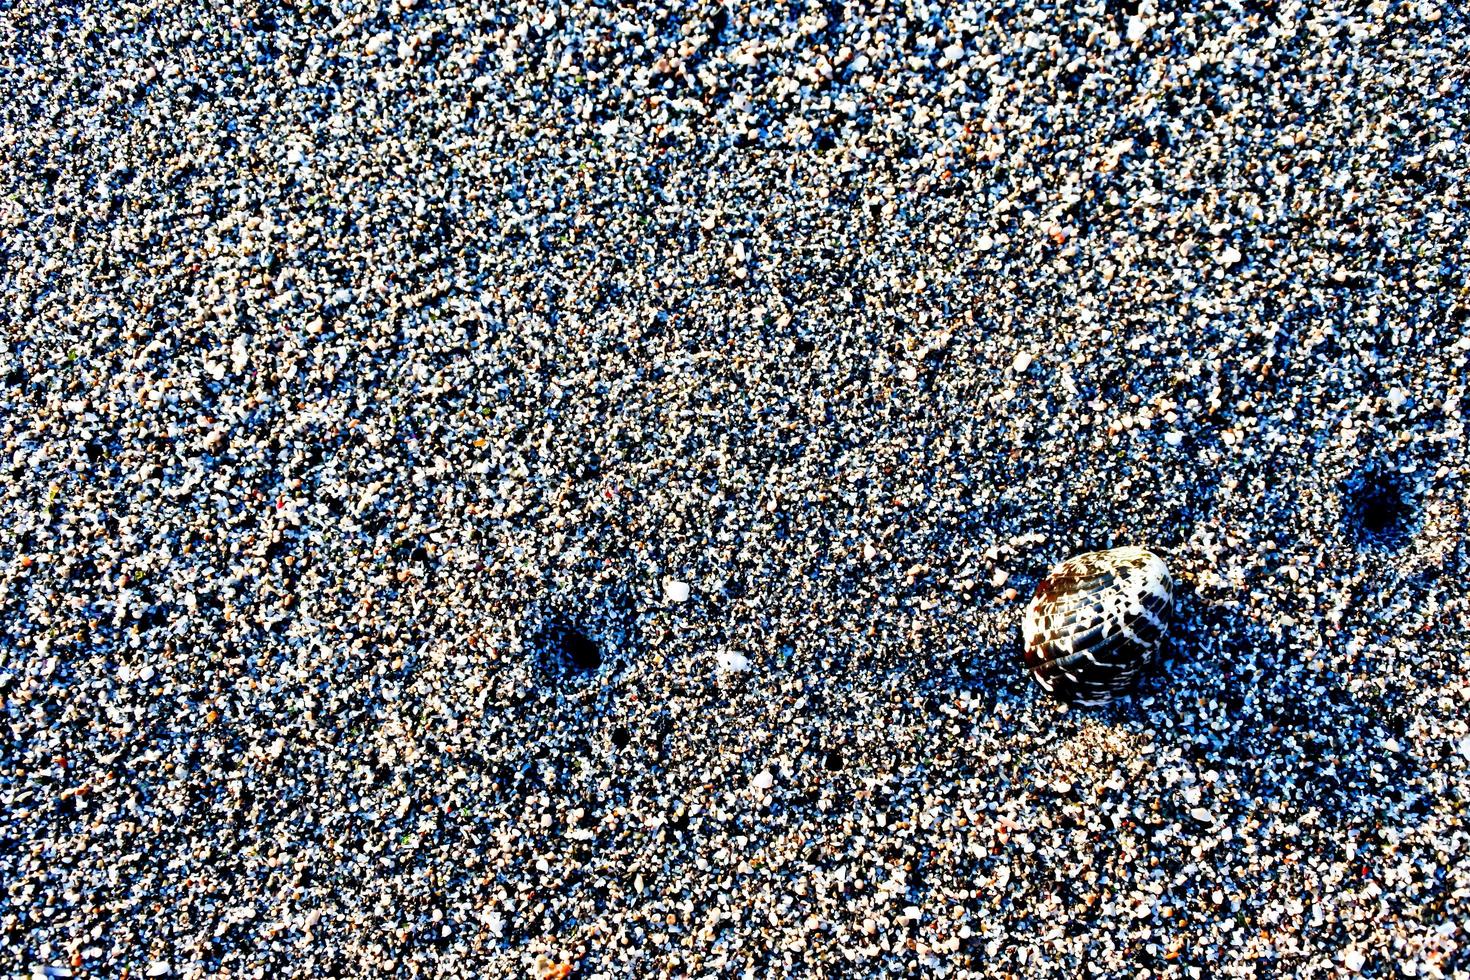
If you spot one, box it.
[1022,547,1173,706]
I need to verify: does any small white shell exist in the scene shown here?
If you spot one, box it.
[1021,547,1173,706]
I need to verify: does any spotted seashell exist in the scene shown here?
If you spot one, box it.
[1021,547,1173,706]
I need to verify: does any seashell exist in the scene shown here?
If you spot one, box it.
[1021,547,1173,706]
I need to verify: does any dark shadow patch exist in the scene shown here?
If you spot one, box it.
[560,627,602,671]
[1155,611,1432,841]
[535,621,603,675]
[1341,464,1416,549]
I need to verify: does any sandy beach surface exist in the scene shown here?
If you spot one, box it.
[3,0,1468,976]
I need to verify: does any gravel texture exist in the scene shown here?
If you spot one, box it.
[3,0,1469,977]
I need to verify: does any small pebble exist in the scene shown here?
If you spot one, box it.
[715,651,751,672]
